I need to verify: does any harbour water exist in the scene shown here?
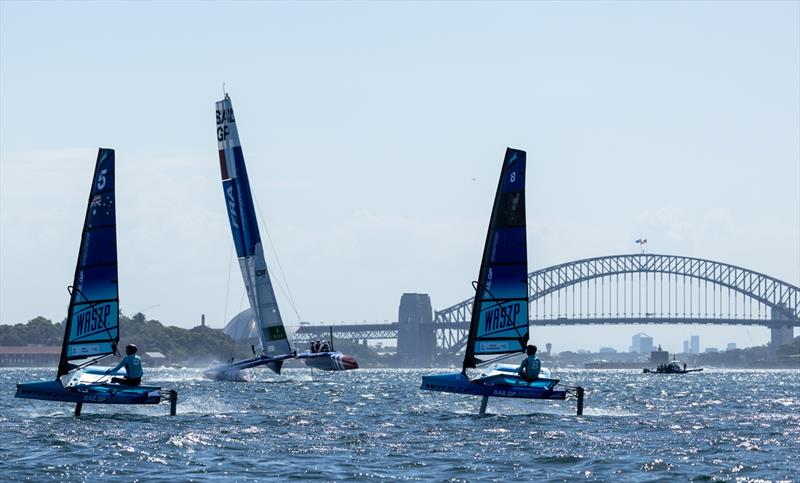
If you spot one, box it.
[1,368,798,481]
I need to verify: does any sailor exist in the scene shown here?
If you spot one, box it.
[518,345,541,382]
[320,342,329,352]
[106,344,143,386]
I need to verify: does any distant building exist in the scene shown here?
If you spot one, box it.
[690,335,700,354]
[683,340,690,354]
[726,343,737,351]
[650,345,669,364]
[599,347,617,354]
[705,347,719,353]
[631,333,654,354]
[0,346,60,367]
[142,352,167,367]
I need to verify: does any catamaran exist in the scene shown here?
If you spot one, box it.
[204,93,357,380]
[420,148,584,415]
[15,148,177,416]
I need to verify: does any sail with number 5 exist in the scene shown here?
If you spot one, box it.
[16,148,178,415]
[58,148,120,377]
[216,94,291,374]
[463,147,529,369]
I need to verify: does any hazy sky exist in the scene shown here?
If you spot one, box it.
[1,1,798,353]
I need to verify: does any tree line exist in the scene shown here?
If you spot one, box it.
[0,313,254,366]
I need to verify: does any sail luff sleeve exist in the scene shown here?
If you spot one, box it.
[57,148,120,377]
[463,148,529,369]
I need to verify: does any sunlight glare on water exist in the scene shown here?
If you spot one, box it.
[1,368,798,480]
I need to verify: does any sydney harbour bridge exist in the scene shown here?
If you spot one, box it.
[229,253,800,364]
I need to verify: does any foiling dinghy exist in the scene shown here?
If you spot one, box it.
[204,93,357,381]
[420,148,585,416]
[15,149,178,416]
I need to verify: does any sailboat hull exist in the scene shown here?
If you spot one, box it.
[421,373,567,399]
[16,380,164,405]
[202,352,298,380]
[297,351,359,371]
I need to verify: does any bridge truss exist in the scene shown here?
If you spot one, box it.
[433,254,800,356]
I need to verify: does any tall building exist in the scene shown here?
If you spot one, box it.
[690,335,700,354]
[631,333,654,354]
[683,340,690,354]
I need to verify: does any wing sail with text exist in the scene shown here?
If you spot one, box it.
[216,95,291,373]
[463,148,529,369]
[57,148,120,378]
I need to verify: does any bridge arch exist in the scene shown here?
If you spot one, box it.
[436,253,800,326]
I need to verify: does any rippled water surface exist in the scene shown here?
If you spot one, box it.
[1,368,798,481]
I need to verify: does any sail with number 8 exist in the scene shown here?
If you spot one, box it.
[463,148,529,369]
[421,148,585,415]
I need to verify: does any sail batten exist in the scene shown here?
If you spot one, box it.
[463,148,529,369]
[216,95,291,373]
[57,148,120,378]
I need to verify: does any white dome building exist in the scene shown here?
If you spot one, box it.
[223,308,258,343]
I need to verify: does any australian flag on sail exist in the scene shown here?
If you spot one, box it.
[464,148,529,369]
[58,148,120,377]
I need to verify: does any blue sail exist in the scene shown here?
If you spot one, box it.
[57,148,120,377]
[463,148,528,369]
[216,94,291,373]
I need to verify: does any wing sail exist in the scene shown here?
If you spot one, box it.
[216,95,291,373]
[57,148,120,377]
[463,148,529,369]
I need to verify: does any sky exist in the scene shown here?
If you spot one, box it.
[1,1,798,353]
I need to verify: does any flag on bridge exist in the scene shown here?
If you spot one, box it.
[635,238,648,245]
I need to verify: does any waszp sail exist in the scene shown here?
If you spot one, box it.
[420,148,584,415]
[15,148,177,416]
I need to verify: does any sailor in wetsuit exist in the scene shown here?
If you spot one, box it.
[518,344,541,382]
[106,344,143,386]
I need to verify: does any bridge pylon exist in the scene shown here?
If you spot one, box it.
[770,303,796,356]
[397,293,435,367]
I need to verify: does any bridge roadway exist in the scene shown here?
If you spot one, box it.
[291,317,791,344]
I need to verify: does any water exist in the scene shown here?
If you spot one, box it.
[1,368,798,481]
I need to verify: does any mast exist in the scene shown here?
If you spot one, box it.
[216,94,292,374]
[57,148,120,378]
[463,148,529,370]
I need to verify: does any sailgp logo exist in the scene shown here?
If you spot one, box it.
[216,107,235,141]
